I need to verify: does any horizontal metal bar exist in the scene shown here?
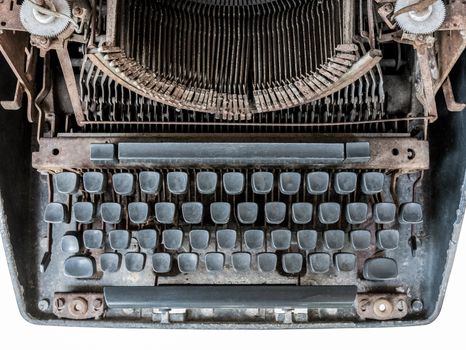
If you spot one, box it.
[32,137,429,171]
[103,285,357,309]
[118,142,347,165]
[77,116,430,127]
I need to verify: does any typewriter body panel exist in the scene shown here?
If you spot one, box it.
[0,0,465,328]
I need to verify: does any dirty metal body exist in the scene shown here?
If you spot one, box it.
[0,0,465,328]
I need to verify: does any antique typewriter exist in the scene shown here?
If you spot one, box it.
[0,0,465,328]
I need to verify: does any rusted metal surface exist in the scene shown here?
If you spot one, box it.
[0,31,38,122]
[440,0,466,31]
[377,2,397,30]
[56,47,85,126]
[53,293,105,320]
[416,43,438,120]
[356,294,409,321]
[435,30,466,93]
[31,136,429,171]
[105,0,118,46]
[442,77,466,112]
[342,0,355,44]
[0,0,25,31]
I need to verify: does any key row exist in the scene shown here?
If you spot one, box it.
[64,253,398,280]
[53,171,386,196]
[61,228,400,253]
[45,201,423,225]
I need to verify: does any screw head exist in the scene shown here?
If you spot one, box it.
[72,7,83,17]
[411,299,424,312]
[38,299,50,311]
[55,297,65,310]
[93,298,103,310]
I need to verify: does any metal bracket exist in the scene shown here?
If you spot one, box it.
[356,294,409,321]
[31,136,430,172]
[152,308,187,324]
[274,308,308,323]
[414,39,438,120]
[0,31,38,122]
[442,77,466,112]
[53,293,105,320]
[0,0,25,32]
[377,2,397,30]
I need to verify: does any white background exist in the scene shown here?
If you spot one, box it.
[0,225,464,350]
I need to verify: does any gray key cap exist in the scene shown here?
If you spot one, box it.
[350,230,371,250]
[318,203,341,224]
[205,252,224,272]
[152,253,172,273]
[244,230,264,250]
[54,172,79,194]
[279,172,301,195]
[125,253,145,272]
[346,142,370,163]
[324,230,345,250]
[297,230,318,250]
[257,253,277,272]
[90,143,115,162]
[210,202,231,224]
[399,202,423,224]
[309,253,331,273]
[373,203,396,224]
[167,172,188,195]
[363,258,398,280]
[216,229,237,249]
[223,172,244,195]
[139,171,161,194]
[83,172,106,194]
[197,172,218,194]
[177,253,199,273]
[237,202,258,224]
[100,202,122,224]
[44,202,67,224]
[271,229,291,250]
[189,230,210,250]
[162,229,183,250]
[61,234,79,254]
[361,172,384,194]
[345,203,368,224]
[292,203,313,224]
[137,229,157,250]
[265,202,286,224]
[306,172,329,195]
[252,172,273,195]
[109,230,131,250]
[334,172,357,195]
[155,202,176,224]
[232,252,251,272]
[128,202,149,224]
[100,253,121,273]
[83,229,104,249]
[182,202,203,224]
[282,253,303,273]
[112,173,134,196]
[73,202,94,224]
[335,253,356,272]
[64,256,94,278]
[377,229,399,250]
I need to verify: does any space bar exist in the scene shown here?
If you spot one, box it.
[104,285,357,309]
[117,142,346,165]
